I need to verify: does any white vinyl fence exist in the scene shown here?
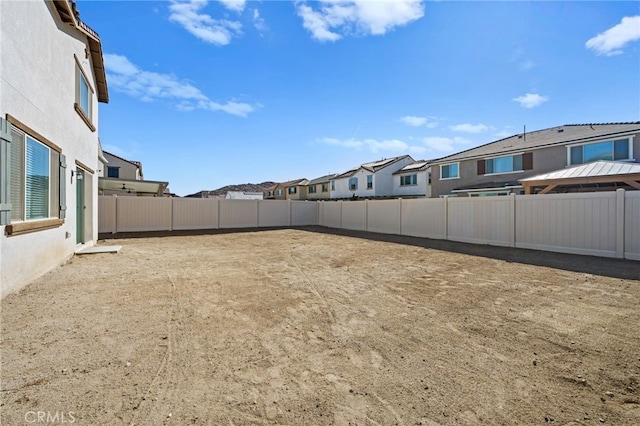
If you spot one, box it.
[99,197,318,234]
[99,190,639,260]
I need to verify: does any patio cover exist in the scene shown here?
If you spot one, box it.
[98,177,168,196]
[519,161,640,194]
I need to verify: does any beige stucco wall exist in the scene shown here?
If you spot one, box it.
[0,1,102,297]
[306,182,332,200]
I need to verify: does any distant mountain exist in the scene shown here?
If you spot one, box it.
[184,182,277,198]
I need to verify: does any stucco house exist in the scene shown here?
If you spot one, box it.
[0,0,109,296]
[332,155,415,199]
[98,151,168,197]
[306,174,337,200]
[391,160,431,198]
[429,122,640,198]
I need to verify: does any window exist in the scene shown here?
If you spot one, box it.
[75,58,94,131]
[4,120,65,227]
[569,139,631,165]
[400,174,417,186]
[440,163,459,179]
[486,155,523,174]
[321,183,329,192]
[107,166,119,178]
[288,187,296,194]
[268,190,274,197]
[277,189,283,196]
[366,175,373,189]
[331,181,335,191]
[308,185,317,194]
[349,177,358,190]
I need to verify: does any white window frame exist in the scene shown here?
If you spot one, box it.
[74,56,95,131]
[566,137,634,166]
[440,162,459,180]
[366,175,373,189]
[349,177,358,190]
[308,185,317,194]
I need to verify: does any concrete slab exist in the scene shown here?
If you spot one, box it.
[76,245,121,255]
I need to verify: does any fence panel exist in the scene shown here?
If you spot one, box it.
[321,202,342,228]
[401,198,446,239]
[342,201,367,231]
[624,191,640,260]
[172,198,219,230]
[516,192,618,257]
[291,201,318,226]
[98,196,116,233]
[448,196,513,246]
[258,200,290,227]
[116,197,172,232]
[219,199,258,228]
[367,199,401,235]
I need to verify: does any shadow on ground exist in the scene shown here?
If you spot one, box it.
[99,225,640,281]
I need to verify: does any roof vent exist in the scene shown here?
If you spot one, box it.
[557,129,564,133]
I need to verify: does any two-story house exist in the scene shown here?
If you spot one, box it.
[264,179,308,200]
[1,0,108,296]
[429,123,640,197]
[391,160,431,198]
[98,151,168,196]
[332,155,415,199]
[306,174,337,200]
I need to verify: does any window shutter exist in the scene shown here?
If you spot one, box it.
[0,118,11,225]
[59,154,67,219]
[477,159,485,175]
[522,152,533,170]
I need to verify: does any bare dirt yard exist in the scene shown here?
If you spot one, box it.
[1,227,639,425]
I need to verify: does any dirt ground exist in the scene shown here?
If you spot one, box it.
[1,227,639,425]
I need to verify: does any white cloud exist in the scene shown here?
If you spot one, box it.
[400,115,427,127]
[218,0,245,13]
[512,93,549,109]
[104,53,257,117]
[253,9,267,33]
[586,16,640,56]
[320,137,425,153]
[421,136,471,153]
[450,123,489,133]
[168,0,242,45]
[296,0,425,42]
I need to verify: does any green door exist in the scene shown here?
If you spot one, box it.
[76,169,84,244]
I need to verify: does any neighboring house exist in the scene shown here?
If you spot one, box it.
[332,155,415,199]
[282,178,309,200]
[264,179,308,200]
[225,191,263,200]
[306,174,337,200]
[429,122,640,197]
[102,150,143,180]
[98,151,168,197]
[0,0,108,296]
[392,160,431,198]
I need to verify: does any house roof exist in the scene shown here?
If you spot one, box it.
[51,0,109,103]
[278,178,308,188]
[520,161,640,182]
[392,160,431,175]
[430,122,640,165]
[103,151,143,170]
[308,174,338,185]
[338,155,414,178]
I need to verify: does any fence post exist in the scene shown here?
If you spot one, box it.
[365,199,369,232]
[170,197,174,231]
[112,194,117,234]
[399,198,403,235]
[339,201,343,229]
[616,188,625,259]
[510,193,516,248]
[443,197,449,241]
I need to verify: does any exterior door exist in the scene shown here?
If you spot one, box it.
[76,169,84,243]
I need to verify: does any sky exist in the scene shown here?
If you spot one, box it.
[77,0,640,196]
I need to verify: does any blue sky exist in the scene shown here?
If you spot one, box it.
[79,1,640,196]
